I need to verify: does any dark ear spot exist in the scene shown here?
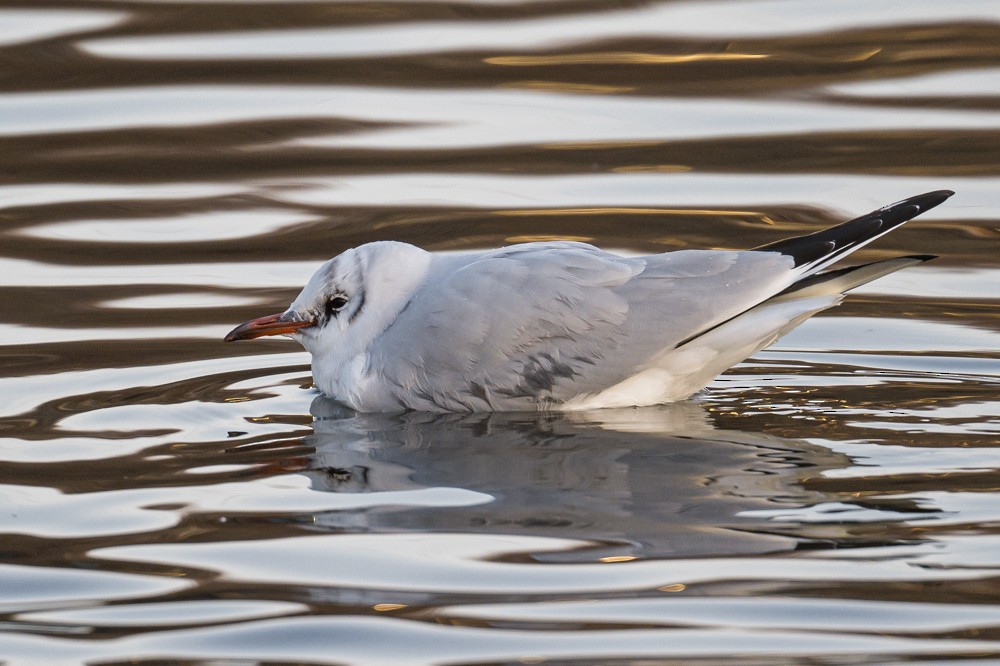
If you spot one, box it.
[348,291,366,324]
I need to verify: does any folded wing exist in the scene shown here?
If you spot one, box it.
[370,191,952,411]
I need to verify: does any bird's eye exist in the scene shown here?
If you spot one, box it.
[325,294,349,318]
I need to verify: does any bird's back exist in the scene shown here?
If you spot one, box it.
[361,242,796,411]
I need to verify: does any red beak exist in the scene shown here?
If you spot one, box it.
[224,312,316,342]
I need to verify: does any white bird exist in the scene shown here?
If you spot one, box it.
[226,190,953,412]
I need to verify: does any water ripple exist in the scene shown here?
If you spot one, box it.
[1,0,999,663]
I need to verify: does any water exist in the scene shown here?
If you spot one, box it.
[2,1,999,664]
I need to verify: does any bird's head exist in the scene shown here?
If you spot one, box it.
[224,241,432,360]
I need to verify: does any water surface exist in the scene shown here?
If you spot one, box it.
[1,1,999,664]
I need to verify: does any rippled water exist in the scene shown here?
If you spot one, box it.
[2,1,1000,664]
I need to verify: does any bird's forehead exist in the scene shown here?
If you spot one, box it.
[317,256,344,283]
[287,257,337,309]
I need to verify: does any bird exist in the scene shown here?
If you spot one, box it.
[225,190,953,412]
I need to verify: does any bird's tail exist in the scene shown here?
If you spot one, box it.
[770,254,936,302]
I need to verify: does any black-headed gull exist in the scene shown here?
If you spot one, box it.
[226,190,952,412]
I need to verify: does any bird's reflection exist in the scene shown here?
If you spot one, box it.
[301,397,851,560]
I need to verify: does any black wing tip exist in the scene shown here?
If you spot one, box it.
[879,190,954,223]
[906,253,939,262]
[755,190,954,268]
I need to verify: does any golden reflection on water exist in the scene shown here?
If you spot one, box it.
[495,208,774,219]
[484,51,770,66]
[503,234,595,243]
[612,164,694,172]
[500,80,636,94]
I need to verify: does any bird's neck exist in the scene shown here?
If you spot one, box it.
[311,244,433,408]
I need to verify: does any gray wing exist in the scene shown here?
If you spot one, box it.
[369,242,795,411]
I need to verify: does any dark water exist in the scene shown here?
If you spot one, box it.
[2,1,1000,664]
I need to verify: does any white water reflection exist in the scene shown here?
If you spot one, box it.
[3,616,995,664]
[774,317,1000,352]
[0,481,490,538]
[0,9,123,47]
[0,323,224,346]
[818,439,1000,477]
[20,600,306,628]
[853,267,1000,298]
[831,67,1000,97]
[271,172,993,215]
[5,85,1000,145]
[103,292,262,310]
[442,596,1000,632]
[0,182,243,209]
[93,532,991,593]
[0,257,316,287]
[0,352,306,424]
[22,209,321,243]
[0,563,190,606]
[81,0,1000,61]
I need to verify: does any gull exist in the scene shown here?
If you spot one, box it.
[226,190,953,412]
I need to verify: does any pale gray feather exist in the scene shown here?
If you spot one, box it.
[368,242,795,411]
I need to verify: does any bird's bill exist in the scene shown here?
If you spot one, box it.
[224,313,315,342]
